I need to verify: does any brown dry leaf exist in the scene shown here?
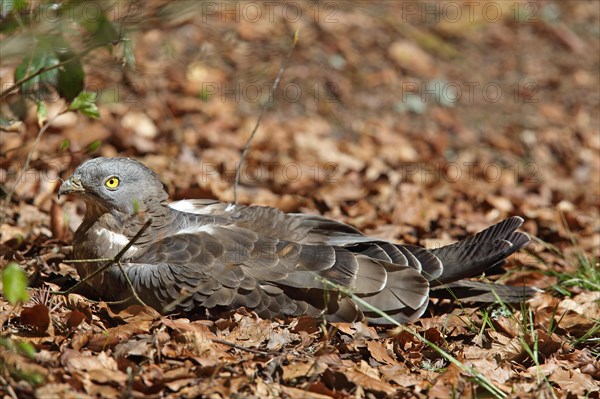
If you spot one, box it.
[345,364,397,395]
[554,291,600,336]
[1,350,49,383]
[279,385,335,399]
[427,363,466,399]
[84,383,122,398]
[423,327,446,347]
[366,340,396,365]
[163,365,193,382]
[20,304,50,334]
[165,378,198,392]
[36,383,93,399]
[61,349,127,385]
[492,314,522,338]
[87,323,150,352]
[222,314,273,348]
[393,329,422,353]
[554,349,600,379]
[50,200,68,240]
[421,313,473,337]
[332,322,379,340]
[134,364,165,396]
[548,367,600,396]
[290,316,319,334]
[558,291,600,314]
[379,363,420,387]
[104,304,161,324]
[282,360,328,382]
[464,358,513,385]
[535,330,564,360]
[266,328,298,351]
[489,331,524,362]
[388,40,436,78]
[162,318,215,336]
[65,309,86,328]
[113,334,157,360]
[162,318,234,364]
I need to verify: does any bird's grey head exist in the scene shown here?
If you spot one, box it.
[59,157,167,216]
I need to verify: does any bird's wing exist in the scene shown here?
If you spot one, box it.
[116,211,429,322]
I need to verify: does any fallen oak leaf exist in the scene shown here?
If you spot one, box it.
[279,384,336,399]
[87,323,151,352]
[345,366,397,395]
[366,340,397,365]
[20,304,50,334]
[60,349,127,385]
[548,367,600,396]
[282,360,328,382]
[65,309,86,328]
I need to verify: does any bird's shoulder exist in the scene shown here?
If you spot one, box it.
[167,199,373,245]
[168,199,313,242]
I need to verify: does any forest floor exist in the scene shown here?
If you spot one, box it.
[1,1,599,398]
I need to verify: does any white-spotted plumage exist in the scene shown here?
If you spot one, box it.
[94,227,139,258]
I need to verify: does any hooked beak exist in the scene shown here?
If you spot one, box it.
[58,175,85,198]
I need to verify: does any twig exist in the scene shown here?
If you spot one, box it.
[53,219,152,297]
[1,109,66,226]
[233,29,300,204]
[63,258,114,263]
[0,39,126,101]
[114,260,149,307]
[1,59,70,100]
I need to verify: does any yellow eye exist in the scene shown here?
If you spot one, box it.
[105,176,120,189]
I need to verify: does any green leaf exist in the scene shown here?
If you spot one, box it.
[86,139,102,153]
[80,12,120,48]
[199,87,211,102]
[132,198,140,214]
[16,341,36,358]
[0,0,28,18]
[59,139,70,152]
[69,91,100,119]
[2,262,29,304]
[57,50,85,102]
[36,101,47,125]
[122,38,136,70]
[14,51,59,94]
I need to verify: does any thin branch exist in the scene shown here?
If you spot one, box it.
[53,219,152,297]
[63,258,114,263]
[0,39,126,101]
[233,29,300,204]
[114,260,149,307]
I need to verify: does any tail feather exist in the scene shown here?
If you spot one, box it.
[430,216,530,286]
[402,244,444,281]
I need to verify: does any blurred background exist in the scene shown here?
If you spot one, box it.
[1,0,598,266]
